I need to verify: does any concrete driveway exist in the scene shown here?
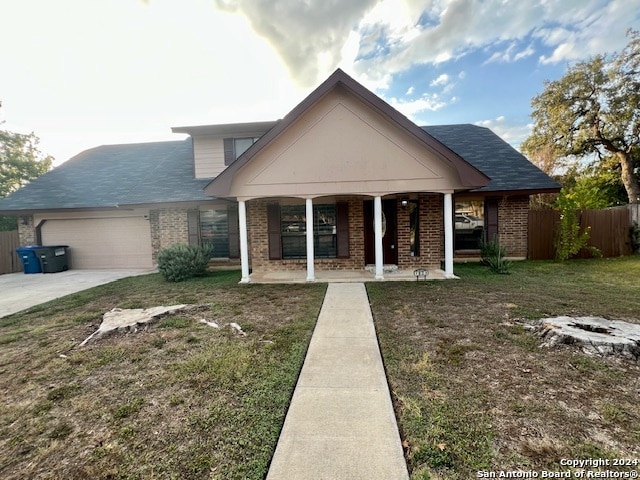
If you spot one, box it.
[0,269,153,318]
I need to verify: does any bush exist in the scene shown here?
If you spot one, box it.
[157,243,212,282]
[480,236,511,274]
[554,189,601,261]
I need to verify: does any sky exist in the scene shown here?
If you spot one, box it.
[1,0,639,167]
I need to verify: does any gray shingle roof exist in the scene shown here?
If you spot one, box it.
[0,139,212,212]
[0,123,560,214]
[422,124,560,193]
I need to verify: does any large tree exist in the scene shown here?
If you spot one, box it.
[0,102,53,230]
[522,30,640,204]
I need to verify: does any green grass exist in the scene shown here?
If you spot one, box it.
[369,256,640,479]
[3,258,639,479]
[0,270,326,480]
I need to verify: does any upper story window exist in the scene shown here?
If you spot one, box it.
[224,137,260,165]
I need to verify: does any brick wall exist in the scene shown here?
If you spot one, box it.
[149,208,189,261]
[247,195,446,274]
[247,198,365,272]
[397,194,443,270]
[18,215,35,245]
[498,195,529,258]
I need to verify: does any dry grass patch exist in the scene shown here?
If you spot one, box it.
[369,257,640,479]
[0,270,326,480]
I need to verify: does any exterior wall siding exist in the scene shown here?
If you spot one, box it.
[193,136,225,179]
[150,208,190,262]
[498,195,529,258]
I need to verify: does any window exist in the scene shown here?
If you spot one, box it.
[280,204,337,259]
[454,200,485,250]
[234,137,256,157]
[224,137,260,165]
[409,200,420,256]
[200,209,229,258]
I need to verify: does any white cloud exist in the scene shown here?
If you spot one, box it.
[211,0,379,86]
[485,41,535,64]
[406,86,415,95]
[388,93,450,117]
[353,0,639,83]
[430,74,450,87]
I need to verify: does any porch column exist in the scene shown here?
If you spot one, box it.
[443,192,454,278]
[374,195,384,280]
[305,198,315,282]
[238,200,250,283]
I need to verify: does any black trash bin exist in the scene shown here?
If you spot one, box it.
[16,246,43,274]
[35,246,70,273]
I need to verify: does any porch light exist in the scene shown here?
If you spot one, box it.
[401,198,409,208]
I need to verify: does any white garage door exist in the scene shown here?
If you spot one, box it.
[41,217,153,269]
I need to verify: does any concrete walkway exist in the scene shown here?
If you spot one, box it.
[267,283,409,480]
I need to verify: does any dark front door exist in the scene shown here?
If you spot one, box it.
[364,199,398,266]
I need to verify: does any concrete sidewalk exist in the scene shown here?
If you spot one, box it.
[267,283,409,480]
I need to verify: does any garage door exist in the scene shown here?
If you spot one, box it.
[41,217,153,269]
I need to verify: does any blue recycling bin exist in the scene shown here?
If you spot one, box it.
[16,246,43,274]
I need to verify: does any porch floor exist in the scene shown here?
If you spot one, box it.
[247,268,451,283]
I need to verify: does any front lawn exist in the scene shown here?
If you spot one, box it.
[369,257,640,479]
[0,271,326,480]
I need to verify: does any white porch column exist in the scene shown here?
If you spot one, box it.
[443,192,454,278]
[238,200,250,283]
[305,198,315,282]
[374,195,384,280]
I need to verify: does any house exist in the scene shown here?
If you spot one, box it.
[0,69,559,280]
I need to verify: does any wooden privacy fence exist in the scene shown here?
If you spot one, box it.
[630,204,640,226]
[528,206,633,260]
[0,230,21,274]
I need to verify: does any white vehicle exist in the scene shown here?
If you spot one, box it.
[455,213,484,233]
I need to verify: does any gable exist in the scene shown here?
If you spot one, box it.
[238,89,457,197]
[207,76,489,200]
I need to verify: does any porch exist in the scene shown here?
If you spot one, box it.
[247,267,451,284]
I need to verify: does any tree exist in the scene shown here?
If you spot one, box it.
[522,29,640,204]
[0,102,53,230]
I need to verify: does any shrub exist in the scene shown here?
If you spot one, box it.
[479,236,511,274]
[554,189,601,261]
[157,243,212,282]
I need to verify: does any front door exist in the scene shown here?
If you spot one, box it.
[364,199,398,266]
